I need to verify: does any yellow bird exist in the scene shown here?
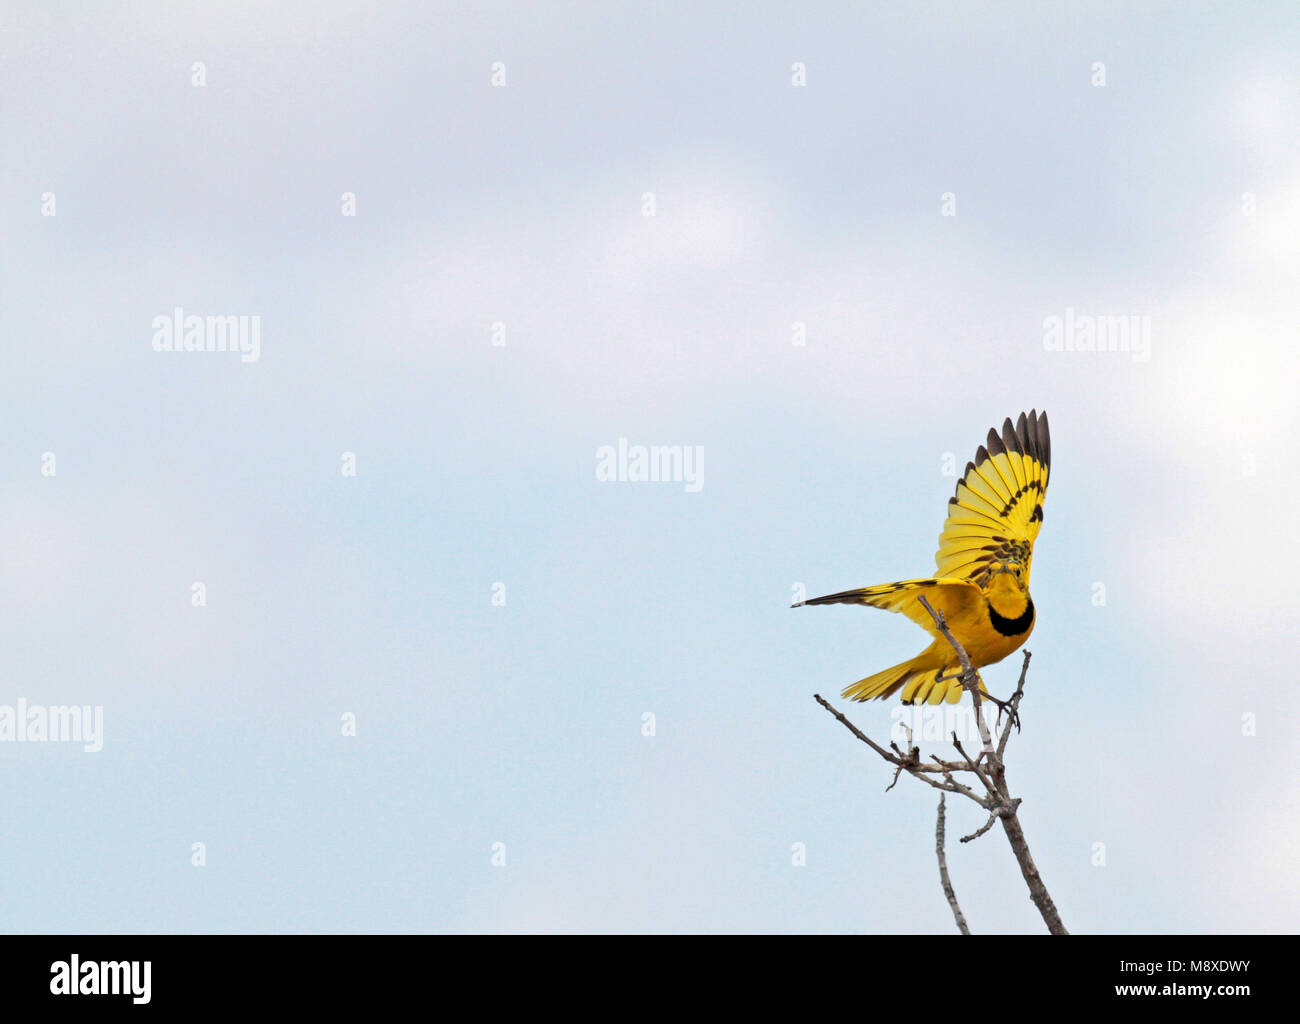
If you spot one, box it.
[798,411,1050,705]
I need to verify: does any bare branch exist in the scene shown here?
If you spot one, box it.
[815,607,1068,935]
[960,811,999,844]
[997,650,1032,760]
[999,807,1067,934]
[813,695,988,804]
[936,794,971,934]
[950,733,997,795]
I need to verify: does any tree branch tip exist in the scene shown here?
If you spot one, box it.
[810,614,1066,934]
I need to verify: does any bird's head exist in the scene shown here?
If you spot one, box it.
[983,560,1029,616]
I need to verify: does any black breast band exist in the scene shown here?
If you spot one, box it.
[987,596,1034,636]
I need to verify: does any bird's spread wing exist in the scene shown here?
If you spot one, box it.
[799,577,983,637]
[935,410,1050,586]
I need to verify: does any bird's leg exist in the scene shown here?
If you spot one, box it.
[941,665,1020,733]
[981,690,1020,733]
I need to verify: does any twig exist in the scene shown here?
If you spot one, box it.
[935,794,971,934]
[997,651,1032,760]
[960,811,999,844]
[950,733,997,795]
[815,695,989,806]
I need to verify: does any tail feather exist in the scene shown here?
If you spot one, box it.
[842,658,921,702]
[843,655,990,705]
[903,668,960,705]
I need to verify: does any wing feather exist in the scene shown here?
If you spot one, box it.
[799,577,982,636]
[970,447,1013,503]
[935,410,1051,586]
[981,429,1018,498]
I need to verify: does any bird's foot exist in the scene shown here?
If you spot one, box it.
[981,691,1020,733]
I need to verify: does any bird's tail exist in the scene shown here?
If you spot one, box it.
[842,658,920,702]
[842,649,989,705]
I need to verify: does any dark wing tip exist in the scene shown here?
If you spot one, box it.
[1022,410,1040,463]
[1015,411,1033,460]
[1038,410,1050,471]
[986,428,1007,457]
[974,444,990,467]
[1001,418,1021,455]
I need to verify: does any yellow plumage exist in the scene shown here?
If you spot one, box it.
[798,411,1051,704]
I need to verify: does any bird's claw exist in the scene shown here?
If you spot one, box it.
[981,692,1021,732]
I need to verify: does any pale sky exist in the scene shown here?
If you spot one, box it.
[1,2,1297,933]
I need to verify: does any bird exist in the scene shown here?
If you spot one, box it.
[796,410,1050,705]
